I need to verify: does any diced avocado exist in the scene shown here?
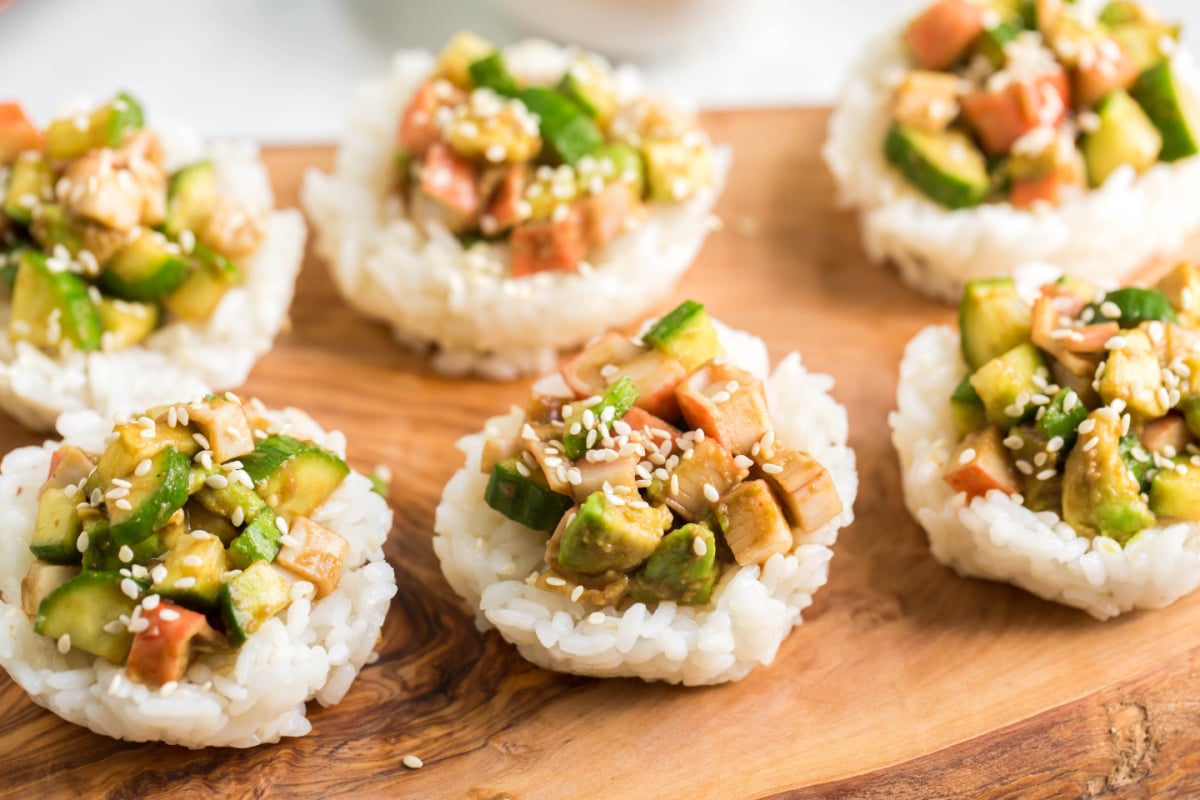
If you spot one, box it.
[4,153,52,224]
[43,92,144,160]
[34,571,141,663]
[950,373,988,436]
[884,123,990,209]
[240,435,350,524]
[562,376,640,459]
[218,561,291,646]
[164,161,219,236]
[557,491,671,574]
[1086,287,1178,328]
[151,531,227,607]
[1098,327,1168,417]
[100,229,190,302]
[1155,262,1200,324]
[969,342,1049,428]
[484,456,574,533]
[468,51,519,96]
[183,499,239,545]
[642,300,720,371]
[227,510,283,570]
[642,136,712,203]
[162,243,241,322]
[97,297,159,350]
[517,87,603,164]
[8,250,102,351]
[592,142,645,197]
[558,55,618,125]
[1062,410,1155,542]
[1149,460,1200,520]
[29,487,84,564]
[1081,89,1162,187]
[1130,59,1200,162]
[959,277,1033,370]
[107,447,190,546]
[1099,1,1146,26]
[1006,424,1063,512]
[80,518,164,571]
[435,31,495,89]
[91,421,199,491]
[628,523,718,605]
[1037,388,1088,448]
[21,561,79,619]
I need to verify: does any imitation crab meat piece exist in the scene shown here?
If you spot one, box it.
[183,397,256,463]
[43,445,96,494]
[1139,414,1190,455]
[622,349,688,421]
[658,437,748,521]
[1073,38,1140,108]
[571,455,639,502]
[754,444,843,534]
[397,80,466,157]
[960,70,1071,156]
[1011,173,1063,210]
[484,164,528,233]
[1031,288,1112,375]
[675,362,773,456]
[0,102,42,162]
[523,436,574,495]
[415,141,481,234]
[904,0,988,70]
[480,436,522,474]
[275,517,350,599]
[890,70,962,134]
[202,197,265,259]
[510,204,588,276]
[580,182,635,250]
[60,148,146,232]
[621,406,682,442]
[943,426,1019,499]
[561,332,644,398]
[125,601,220,687]
[718,479,793,566]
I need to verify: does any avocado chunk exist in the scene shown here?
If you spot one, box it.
[30,487,84,564]
[592,142,645,198]
[484,456,574,533]
[240,434,349,524]
[100,229,190,302]
[97,297,160,350]
[4,152,52,224]
[641,135,713,203]
[969,342,1049,428]
[884,123,990,209]
[1086,287,1178,328]
[1149,460,1200,520]
[517,87,603,164]
[107,447,191,546]
[558,55,619,124]
[1037,388,1089,449]
[9,250,102,351]
[642,300,720,371]
[34,571,141,663]
[629,523,718,605]
[43,92,144,160]
[1098,327,1168,418]
[1130,59,1200,162]
[164,161,219,236]
[562,376,640,460]
[959,277,1033,370]
[435,30,495,89]
[227,510,283,570]
[152,531,228,608]
[1062,410,1155,541]
[557,491,671,574]
[1081,89,1162,187]
[218,561,291,646]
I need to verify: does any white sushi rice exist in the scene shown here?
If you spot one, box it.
[823,30,1200,302]
[0,406,396,748]
[0,117,306,431]
[433,323,858,685]
[302,40,729,381]
[891,324,1200,620]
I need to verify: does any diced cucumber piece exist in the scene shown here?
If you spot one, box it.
[642,300,719,371]
[218,561,291,645]
[97,297,160,350]
[183,499,239,545]
[1037,388,1088,448]
[30,488,83,564]
[4,153,52,224]
[557,56,618,124]
[593,142,645,197]
[152,531,227,608]
[227,510,282,570]
[468,51,519,96]
[240,435,350,523]
[44,92,144,160]
[34,571,141,663]
[194,482,268,524]
[107,447,190,546]
[484,456,574,533]
[950,373,988,436]
[517,87,603,164]
[162,243,241,322]
[28,204,84,256]
[91,422,199,491]
[1082,89,1162,186]
[1086,287,1178,327]
[969,342,1049,428]
[562,376,640,459]
[1130,59,1200,162]
[884,123,990,209]
[164,161,219,236]
[959,277,1032,370]
[8,250,102,351]
[80,518,164,571]
[100,229,189,302]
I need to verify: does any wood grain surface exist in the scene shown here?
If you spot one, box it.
[2,109,1199,799]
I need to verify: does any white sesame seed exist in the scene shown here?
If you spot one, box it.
[702,483,720,503]
[142,594,160,611]
[692,536,708,557]
[76,531,90,553]
[115,498,133,511]
[1078,418,1096,434]
[587,611,606,625]
[570,585,584,602]
[173,577,196,590]
[118,545,134,563]
[545,575,566,587]
[134,458,153,477]
[275,516,289,536]
[205,474,229,489]
[1003,435,1025,450]
[1046,437,1064,453]
[120,578,140,600]
[57,634,71,654]
[402,755,424,770]
[762,463,784,474]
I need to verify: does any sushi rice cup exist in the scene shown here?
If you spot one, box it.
[434,322,858,685]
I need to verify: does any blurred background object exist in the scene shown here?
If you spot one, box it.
[0,0,1197,141]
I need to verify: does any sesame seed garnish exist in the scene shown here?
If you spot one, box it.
[142,594,160,611]
[120,578,140,600]
[1003,435,1024,450]
[402,755,424,770]
[134,458,153,477]
[570,585,584,602]
[151,564,168,584]
[174,577,196,590]
[118,545,134,563]
[545,575,566,587]
[57,634,71,654]
[231,507,246,527]
[702,483,720,503]
[587,611,606,624]
[115,498,133,512]
[275,516,289,536]
[205,474,229,489]
[159,607,179,621]
[693,536,708,557]
[76,531,90,553]
[761,462,784,474]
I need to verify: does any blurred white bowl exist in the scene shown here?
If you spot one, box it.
[485,0,740,60]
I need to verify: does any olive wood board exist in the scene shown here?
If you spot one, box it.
[1,109,1199,800]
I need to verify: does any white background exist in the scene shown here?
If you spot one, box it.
[0,0,1197,142]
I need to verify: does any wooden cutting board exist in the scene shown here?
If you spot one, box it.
[2,109,1200,799]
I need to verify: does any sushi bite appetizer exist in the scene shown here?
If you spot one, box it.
[0,395,395,747]
[303,32,727,379]
[434,301,857,685]
[892,263,1200,618]
[824,0,1200,301]
[0,94,305,429]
